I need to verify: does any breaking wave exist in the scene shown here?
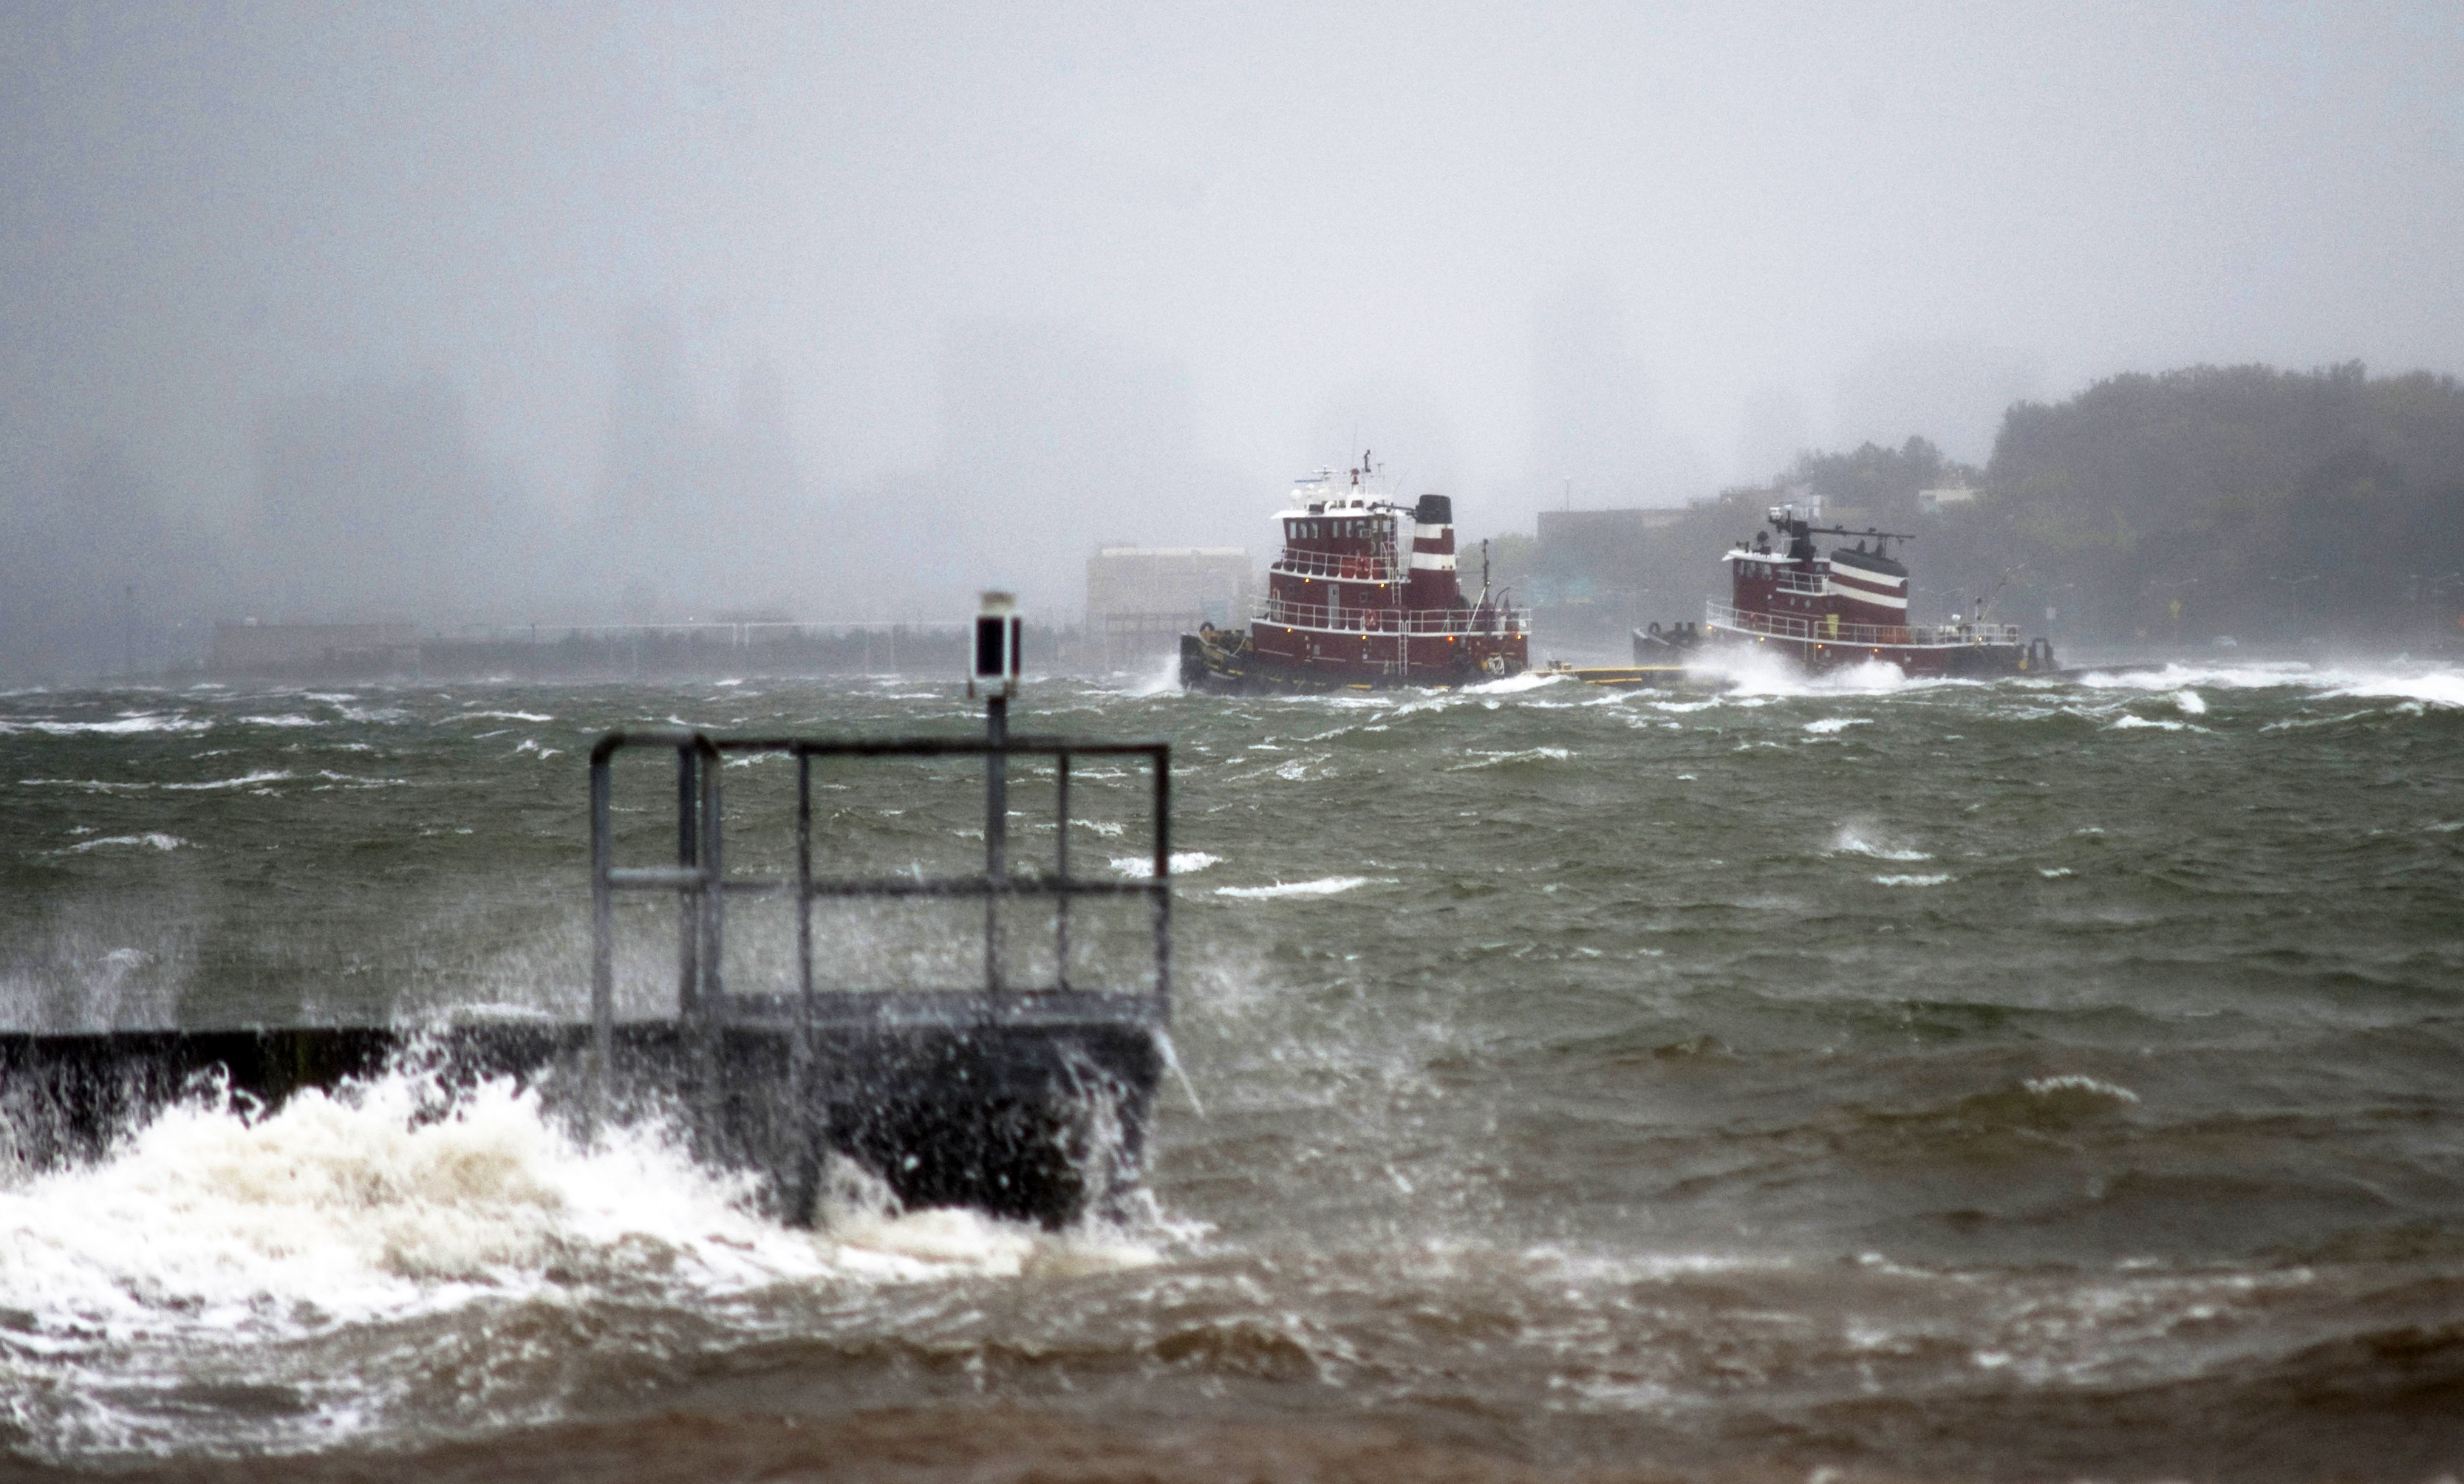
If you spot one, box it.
[1214,876,1370,899]
[64,833,186,852]
[0,1066,1158,1457]
[1110,851,1223,878]
[2077,659,2464,708]
[1829,825,1931,861]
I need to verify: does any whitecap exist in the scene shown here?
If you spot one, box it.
[2074,660,2311,692]
[1460,670,1567,695]
[0,713,211,737]
[1830,825,1931,861]
[1110,852,1221,878]
[66,833,186,852]
[1450,746,1571,770]
[160,769,293,790]
[2076,660,2464,708]
[1215,876,1370,898]
[2172,688,2208,715]
[2022,1073,2140,1104]
[16,778,143,793]
[458,709,553,723]
[1873,872,1953,886]
[1803,717,1872,734]
[2322,669,2464,708]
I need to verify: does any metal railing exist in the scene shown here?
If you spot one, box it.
[1256,596,1529,635]
[587,728,1172,1129]
[1269,549,1401,582]
[1704,601,2018,647]
[450,619,969,644]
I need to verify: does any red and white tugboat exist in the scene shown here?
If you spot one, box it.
[1648,501,2055,677]
[1181,457,1529,691]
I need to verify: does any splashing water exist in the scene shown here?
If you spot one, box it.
[0,1066,1160,1457]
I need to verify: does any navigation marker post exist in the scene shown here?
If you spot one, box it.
[969,592,1023,992]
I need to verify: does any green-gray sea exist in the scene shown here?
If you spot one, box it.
[4,657,2461,1481]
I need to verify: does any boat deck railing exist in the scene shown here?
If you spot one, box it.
[1256,596,1529,636]
[1270,549,1402,583]
[1705,601,2019,648]
[588,728,1172,1126]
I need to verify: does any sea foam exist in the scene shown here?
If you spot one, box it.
[1110,851,1222,878]
[1215,876,1370,898]
[0,1065,1155,1455]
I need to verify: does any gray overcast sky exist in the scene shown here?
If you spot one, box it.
[4,1,2460,621]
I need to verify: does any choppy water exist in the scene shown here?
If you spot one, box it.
[3,656,2463,1481]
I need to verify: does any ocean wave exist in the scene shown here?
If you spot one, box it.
[1215,876,1370,898]
[1803,717,1873,734]
[1450,746,1571,770]
[0,1067,1156,1457]
[160,769,293,790]
[2323,669,2464,708]
[1699,651,1921,697]
[1874,872,1953,886]
[1110,851,1222,878]
[2078,660,2464,708]
[1830,826,1931,861]
[65,833,186,852]
[1460,671,1566,696]
[2021,1073,2141,1104]
[2075,660,2314,691]
[0,713,210,737]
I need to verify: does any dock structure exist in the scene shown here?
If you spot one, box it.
[2,721,1175,1229]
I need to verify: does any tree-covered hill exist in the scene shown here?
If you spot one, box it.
[1490,363,2464,652]
[1936,363,2464,646]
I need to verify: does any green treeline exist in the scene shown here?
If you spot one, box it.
[1510,363,2464,648]
[1957,363,2464,643]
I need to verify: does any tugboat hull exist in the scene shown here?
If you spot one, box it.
[1704,629,2057,678]
[1181,626,1523,692]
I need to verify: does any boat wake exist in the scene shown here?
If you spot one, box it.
[1687,647,1924,697]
